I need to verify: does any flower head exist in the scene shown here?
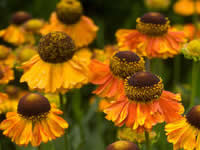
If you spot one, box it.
[145,0,171,10]
[38,31,75,63]
[0,45,15,67]
[24,19,45,33]
[56,0,83,24]
[11,11,32,25]
[182,39,200,61]
[0,93,68,146]
[116,12,186,59]
[89,51,145,98]
[104,72,184,131]
[165,105,200,150]
[20,32,90,93]
[106,141,139,150]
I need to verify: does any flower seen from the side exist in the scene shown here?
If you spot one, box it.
[182,39,200,61]
[0,11,35,46]
[165,105,200,150]
[104,72,184,132]
[0,45,15,67]
[0,64,14,84]
[20,31,91,93]
[116,12,186,59]
[89,51,145,98]
[106,140,139,150]
[40,0,98,48]
[0,93,68,146]
[145,0,171,10]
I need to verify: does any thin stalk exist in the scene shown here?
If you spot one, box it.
[173,56,181,88]
[59,93,68,150]
[190,62,199,108]
[145,58,151,72]
[145,131,151,150]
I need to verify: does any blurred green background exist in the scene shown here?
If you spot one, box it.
[0,0,198,150]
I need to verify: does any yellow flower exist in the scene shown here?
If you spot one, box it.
[0,93,69,147]
[15,45,38,64]
[0,11,35,46]
[182,39,200,61]
[20,32,91,93]
[174,0,200,16]
[165,105,200,150]
[24,19,45,33]
[145,0,171,10]
[106,141,139,150]
[40,0,98,48]
[117,128,157,143]
[0,64,14,84]
[0,45,15,67]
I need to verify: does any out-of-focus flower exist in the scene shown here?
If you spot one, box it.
[182,39,200,61]
[104,72,184,132]
[89,51,145,98]
[93,45,118,62]
[24,19,45,33]
[174,0,200,16]
[106,140,139,150]
[15,45,37,64]
[20,32,91,93]
[0,11,35,46]
[0,85,28,114]
[40,0,98,48]
[116,12,186,59]
[145,0,171,10]
[0,93,69,146]
[0,45,15,67]
[165,105,200,150]
[0,64,14,84]
[117,127,156,143]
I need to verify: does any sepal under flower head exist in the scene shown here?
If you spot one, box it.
[182,39,200,61]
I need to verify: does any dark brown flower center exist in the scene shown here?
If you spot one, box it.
[124,72,164,102]
[11,11,32,25]
[38,31,76,63]
[140,12,167,25]
[186,105,200,129]
[56,0,83,24]
[106,141,139,150]
[128,72,160,87]
[17,93,50,118]
[109,51,145,79]
[136,12,170,36]
[5,85,19,98]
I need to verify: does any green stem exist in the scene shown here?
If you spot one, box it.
[190,62,199,108]
[145,131,151,150]
[173,56,181,89]
[145,58,151,72]
[59,93,68,150]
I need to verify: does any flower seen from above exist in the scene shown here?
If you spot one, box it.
[165,105,200,150]
[104,72,184,132]
[89,51,145,98]
[20,31,91,93]
[40,0,98,48]
[0,93,69,146]
[116,12,186,59]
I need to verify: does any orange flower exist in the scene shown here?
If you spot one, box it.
[165,105,200,150]
[116,12,186,59]
[0,64,14,84]
[40,0,98,48]
[20,32,91,93]
[173,0,200,16]
[89,51,145,98]
[0,93,68,147]
[104,72,184,132]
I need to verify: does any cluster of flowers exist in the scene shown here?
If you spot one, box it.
[0,0,200,149]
